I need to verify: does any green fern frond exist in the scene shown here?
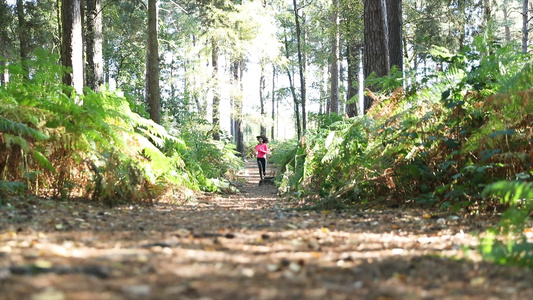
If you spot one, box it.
[0,180,27,198]
[0,117,48,141]
[32,150,56,173]
[4,133,30,152]
[321,131,342,163]
[484,181,533,206]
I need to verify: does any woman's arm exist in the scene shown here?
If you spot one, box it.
[260,145,269,154]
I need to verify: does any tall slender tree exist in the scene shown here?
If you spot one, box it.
[329,0,340,114]
[386,0,403,71]
[293,0,307,134]
[61,0,84,96]
[456,0,466,49]
[363,0,389,112]
[340,0,364,117]
[259,59,267,136]
[271,66,276,141]
[86,0,103,92]
[16,0,29,63]
[0,0,12,84]
[211,38,221,140]
[502,0,513,43]
[147,0,160,123]
[345,43,360,117]
[232,60,245,156]
[284,32,302,140]
[523,0,529,52]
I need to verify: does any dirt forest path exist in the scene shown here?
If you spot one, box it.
[2,161,533,300]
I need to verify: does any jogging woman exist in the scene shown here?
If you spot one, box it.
[255,135,269,180]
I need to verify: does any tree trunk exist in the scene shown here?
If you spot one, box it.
[233,60,245,157]
[293,0,306,134]
[238,61,245,155]
[229,60,235,140]
[339,53,345,115]
[523,0,529,53]
[211,38,220,141]
[271,66,276,141]
[386,0,402,71]
[346,42,358,117]
[321,63,328,116]
[61,0,84,96]
[189,34,207,117]
[86,0,103,92]
[329,0,340,114]
[147,0,160,124]
[363,0,389,112]
[502,1,512,44]
[230,63,235,140]
[358,47,365,116]
[0,0,10,85]
[259,59,267,137]
[457,0,466,49]
[483,0,492,27]
[284,33,301,141]
[16,0,30,64]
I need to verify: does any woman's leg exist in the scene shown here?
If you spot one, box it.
[257,158,265,179]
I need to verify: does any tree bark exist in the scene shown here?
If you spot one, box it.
[502,2,512,44]
[61,0,84,96]
[16,0,29,64]
[293,0,306,134]
[457,0,466,49]
[259,59,267,137]
[523,0,529,53]
[346,42,358,117]
[0,0,10,84]
[86,0,103,92]
[329,0,340,114]
[211,38,220,141]
[189,34,207,117]
[147,0,160,124]
[233,60,245,157]
[483,0,492,27]
[321,63,328,115]
[284,32,301,140]
[386,0,402,71]
[363,0,389,112]
[229,59,235,140]
[271,66,276,141]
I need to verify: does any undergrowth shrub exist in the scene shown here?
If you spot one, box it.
[0,50,241,205]
[480,181,533,269]
[278,33,533,213]
[174,123,242,192]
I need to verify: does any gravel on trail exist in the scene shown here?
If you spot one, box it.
[1,161,533,300]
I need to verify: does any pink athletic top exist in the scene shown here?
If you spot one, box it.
[255,143,268,159]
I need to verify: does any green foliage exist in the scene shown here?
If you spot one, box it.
[102,0,147,105]
[175,123,243,192]
[365,65,404,94]
[0,51,242,204]
[276,114,372,208]
[479,181,533,268]
[279,32,533,212]
[0,180,26,206]
[271,139,304,196]
[269,139,298,168]
[271,31,533,268]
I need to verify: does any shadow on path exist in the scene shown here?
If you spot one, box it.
[3,160,533,300]
[201,160,279,211]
